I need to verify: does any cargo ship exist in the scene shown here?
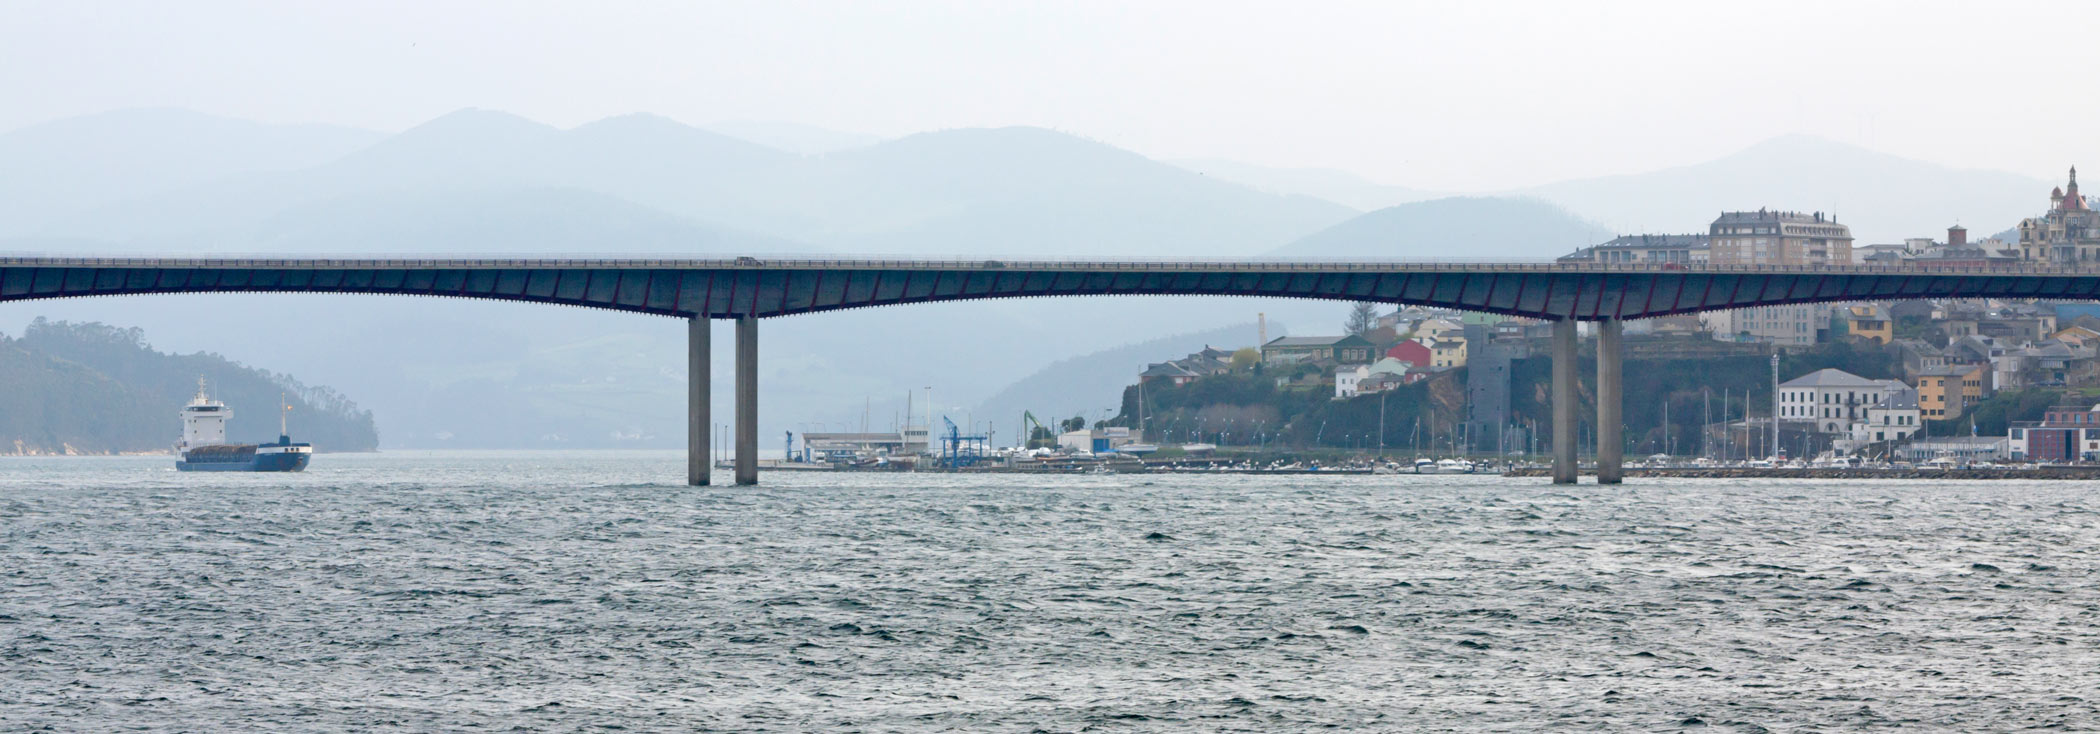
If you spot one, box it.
[175,379,312,472]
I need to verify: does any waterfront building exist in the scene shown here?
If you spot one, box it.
[1847,385,1922,446]
[2017,167,2100,264]
[800,430,930,461]
[1777,368,1908,434]
[1896,436,2009,462]
[2008,404,2100,462]
[1707,209,1853,266]
[1057,426,1138,454]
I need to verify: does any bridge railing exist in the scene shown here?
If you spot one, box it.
[6,251,2100,277]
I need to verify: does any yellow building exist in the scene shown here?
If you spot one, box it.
[1430,338,1468,368]
[1916,364,1987,419]
[1840,304,1892,344]
[1708,209,1853,265]
[1414,318,1464,342]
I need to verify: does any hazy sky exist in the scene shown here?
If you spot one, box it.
[4,0,2090,190]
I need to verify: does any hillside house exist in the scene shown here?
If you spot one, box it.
[1262,335,1374,366]
[1386,340,1432,368]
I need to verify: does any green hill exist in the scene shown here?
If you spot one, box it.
[0,319,378,455]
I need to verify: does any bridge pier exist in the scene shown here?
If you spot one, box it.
[1596,319,1624,484]
[688,317,710,486]
[735,316,759,486]
[1552,319,1578,484]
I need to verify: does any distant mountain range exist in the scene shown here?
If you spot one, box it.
[1271,197,1611,260]
[698,119,885,155]
[0,108,384,237]
[1170,158,1439,211]
[0,108,2066,449]
[10,109,1355,258]
[1511,134,2050,245]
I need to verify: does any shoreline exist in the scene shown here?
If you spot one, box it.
[1502,466,2100,480]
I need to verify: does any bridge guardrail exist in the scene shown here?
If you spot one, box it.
[7,252,2100,277]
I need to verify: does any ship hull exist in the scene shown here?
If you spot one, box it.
[177,446,311,472]
[177,452,310,472]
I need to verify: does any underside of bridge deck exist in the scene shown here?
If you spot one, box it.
[12,256,2072,485]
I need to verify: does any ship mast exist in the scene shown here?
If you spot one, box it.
[280,393,289,438]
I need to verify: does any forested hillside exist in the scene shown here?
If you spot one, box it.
[0,319,378,454]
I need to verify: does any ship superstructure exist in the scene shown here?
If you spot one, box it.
[175,379,311,472]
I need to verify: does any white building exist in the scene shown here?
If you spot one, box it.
[1058,427,1138,454]
[1335,366,1364,398]
[1837,385,1922,452]
[1713,304,1829,346]
[1896,437,2010,462]
[1779,368,1909,434]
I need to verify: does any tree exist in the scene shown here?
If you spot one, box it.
[1345,302,1379,337]
[1230,347,1260,370]
[1061,416,1087,432]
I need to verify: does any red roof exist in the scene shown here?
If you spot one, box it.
[1387,341,1432,366]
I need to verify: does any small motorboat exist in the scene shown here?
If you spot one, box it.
[1436,458,1476,474]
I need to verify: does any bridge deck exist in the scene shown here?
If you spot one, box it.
[5,254,2099,321]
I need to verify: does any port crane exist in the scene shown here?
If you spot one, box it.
[1022,411,1052,449]
[941,416,988,468]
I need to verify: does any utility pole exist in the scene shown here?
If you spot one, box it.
[1749,384,1758,459]
[1770,353,1781,460]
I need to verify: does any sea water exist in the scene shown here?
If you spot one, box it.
[4,451,2098,731]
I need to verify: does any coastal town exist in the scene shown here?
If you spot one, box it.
[1109,167,2100,468]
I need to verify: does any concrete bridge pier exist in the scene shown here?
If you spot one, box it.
[735,316,759,486]
[1552,319,1578,484]
[1596,319,1624,484]
[688,317,710,486]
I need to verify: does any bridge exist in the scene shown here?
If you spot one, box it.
[9,254,2098,485]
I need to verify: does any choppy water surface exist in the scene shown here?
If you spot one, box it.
[4,451,2100,731]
